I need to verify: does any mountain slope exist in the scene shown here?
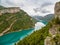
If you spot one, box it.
[0,6,36,36]
[16,17,60,45]
[16,21,51,45]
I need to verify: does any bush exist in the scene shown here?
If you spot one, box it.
[55,17,60,24]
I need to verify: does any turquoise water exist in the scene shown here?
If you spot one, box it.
[39,20,47,24]
[0,28,34,45]
[0,21,47,45]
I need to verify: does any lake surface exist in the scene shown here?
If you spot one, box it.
[0,28,34,45]
[0,21,47,45]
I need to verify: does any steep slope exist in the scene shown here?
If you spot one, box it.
[0,6,36,36]
[16,22,51,45]
[16,17,60,45]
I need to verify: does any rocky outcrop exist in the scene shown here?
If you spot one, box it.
[44,36,55,45]
[54,2,60,19]
[0,7,20,15]
[44,25,60,45]
[44,2,60,45]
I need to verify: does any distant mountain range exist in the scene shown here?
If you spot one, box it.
[32,14,54,22]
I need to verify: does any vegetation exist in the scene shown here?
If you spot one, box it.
[16,22,52,45]
[55,17,60,24]
[53,34,60,45]
[0,7,36,34]
[0,6,6,9]
[16,16,60,45]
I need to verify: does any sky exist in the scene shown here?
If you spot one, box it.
[0,0,60,16]
[0,0,60,30]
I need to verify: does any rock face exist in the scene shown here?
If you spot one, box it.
[44,36,55,45]
[54,2,60,19]
[44,2,60,45]
[0,7,20,15]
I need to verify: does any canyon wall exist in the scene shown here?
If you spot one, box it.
[0,7,20,15]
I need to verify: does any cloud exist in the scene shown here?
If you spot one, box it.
[41,2,53,7]
[33,2,54,14]
[0,0,60,16]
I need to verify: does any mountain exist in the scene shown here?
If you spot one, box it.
[16,2,60,45]
[0,6,6,9]
[33,14,54,22]
[0,6,36,36]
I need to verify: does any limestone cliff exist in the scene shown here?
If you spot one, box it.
[54,2,60,19]
[0,7,20,15]
[44,2,60,45]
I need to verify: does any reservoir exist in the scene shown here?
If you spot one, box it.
[0,21,46,45]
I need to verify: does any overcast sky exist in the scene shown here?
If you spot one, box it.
[0,0,60,16]
[0,0,60,30]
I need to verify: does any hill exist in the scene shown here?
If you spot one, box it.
[0,6,36,36]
